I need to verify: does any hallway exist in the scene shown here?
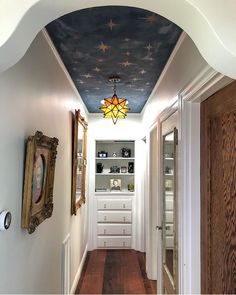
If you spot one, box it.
[76,250,157,294]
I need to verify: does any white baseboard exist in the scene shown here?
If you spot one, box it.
[70,244,88,294]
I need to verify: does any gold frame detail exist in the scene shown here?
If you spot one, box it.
[71,109,88,215]
[21,131,59,234]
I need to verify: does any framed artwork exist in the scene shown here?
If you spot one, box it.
[21,131,59,234]
[110,179,121,191]
[71,109,88,215]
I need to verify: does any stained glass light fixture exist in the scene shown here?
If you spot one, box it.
[100,76,130,124]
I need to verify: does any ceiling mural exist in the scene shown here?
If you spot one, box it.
[47,6,182,113]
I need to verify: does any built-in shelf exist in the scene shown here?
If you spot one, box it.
[96,173,135,176]
[96,157,135,160]
[95,191,135,195]
[164,158,174,160]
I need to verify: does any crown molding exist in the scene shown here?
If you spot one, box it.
[141,31,187,116]
[180,65,233,103]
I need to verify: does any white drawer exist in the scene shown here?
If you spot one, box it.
[97,199,132,210]
[165,223,174,235]
[98,224,132,235]
[165,236,174,248]
[98,236,131,248]
[98,211,132,223]
[165,211,173,223]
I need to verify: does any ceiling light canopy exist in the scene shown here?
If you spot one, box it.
[100,76,130,124]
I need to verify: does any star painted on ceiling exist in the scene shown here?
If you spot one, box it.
[145,43,153,51]
[119,60,134,67]
[140,69,147,74]
[106,19,118,31]
[132,77,140,81]
[93,67,101,72]
[124,38,130,42]
[97,59,104,62]
[142,14,158,23]
[97,41,110,53]
[125,51,131,56]
[82,73,92,79]
[79,80,85,84]
[95,87,100,90]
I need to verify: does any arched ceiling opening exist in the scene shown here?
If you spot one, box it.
[46,6,182,113]
[0,0,236,79]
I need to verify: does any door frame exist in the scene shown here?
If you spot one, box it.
[178,66,232,293]
[156,65,232,294]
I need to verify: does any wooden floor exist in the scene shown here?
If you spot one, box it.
[76,249,157,294]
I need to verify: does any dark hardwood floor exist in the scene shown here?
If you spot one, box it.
[76,249,157,294]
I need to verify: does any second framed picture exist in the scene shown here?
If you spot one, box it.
[110,179,121,191]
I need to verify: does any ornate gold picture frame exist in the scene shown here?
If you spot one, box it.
[71,109,88,215]
[21,131,59,234]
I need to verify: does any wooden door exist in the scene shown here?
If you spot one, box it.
[201,81,236,294]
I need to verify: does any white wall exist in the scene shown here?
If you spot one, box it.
[0,31,88,293]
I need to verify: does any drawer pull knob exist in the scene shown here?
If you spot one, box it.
[123,204,126,208]
[104,229,106,234]
[104,204,107,209]
[104,241,106,247]
[123,216,126,222]
[104,216,107,221]
[123,229,126,234]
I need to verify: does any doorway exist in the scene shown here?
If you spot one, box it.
[201,81,236,294]
[160,111,178,294]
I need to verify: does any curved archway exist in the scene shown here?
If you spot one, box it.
[0,0,236,78]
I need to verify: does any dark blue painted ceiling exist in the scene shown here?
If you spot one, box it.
[47,6,182,113]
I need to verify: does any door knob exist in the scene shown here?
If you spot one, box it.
[156,226,162,230]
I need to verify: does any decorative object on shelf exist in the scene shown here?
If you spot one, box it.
[110,166,120,173]
[95,188,107,192]
[96,163,104,173]
[165,179,173,191]
[98,151,108,158]
[71,109,88,215]
[121,147,131,158]
[121,166,127,173]
[128,162,134,173]
[128,184,135,192]
[165,166,171,174]
[112,152,117,157]
[21,131,59,234]
[110,179,121,191]
[100,75,130,124]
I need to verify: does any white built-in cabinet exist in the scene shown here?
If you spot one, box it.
[95,141,135,248]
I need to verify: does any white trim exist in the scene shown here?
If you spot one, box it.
[178,65,233,293]
[141,32,187,116]
[42,29,89,116]
[181,65,233,102]
[70,244,88,294]
[62,234,71,295]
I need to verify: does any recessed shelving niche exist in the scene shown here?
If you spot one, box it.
[95,140,135,194]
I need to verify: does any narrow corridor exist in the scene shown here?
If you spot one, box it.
[76,250,157,294]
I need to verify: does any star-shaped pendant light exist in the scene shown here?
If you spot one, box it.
[100,76,130,124]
